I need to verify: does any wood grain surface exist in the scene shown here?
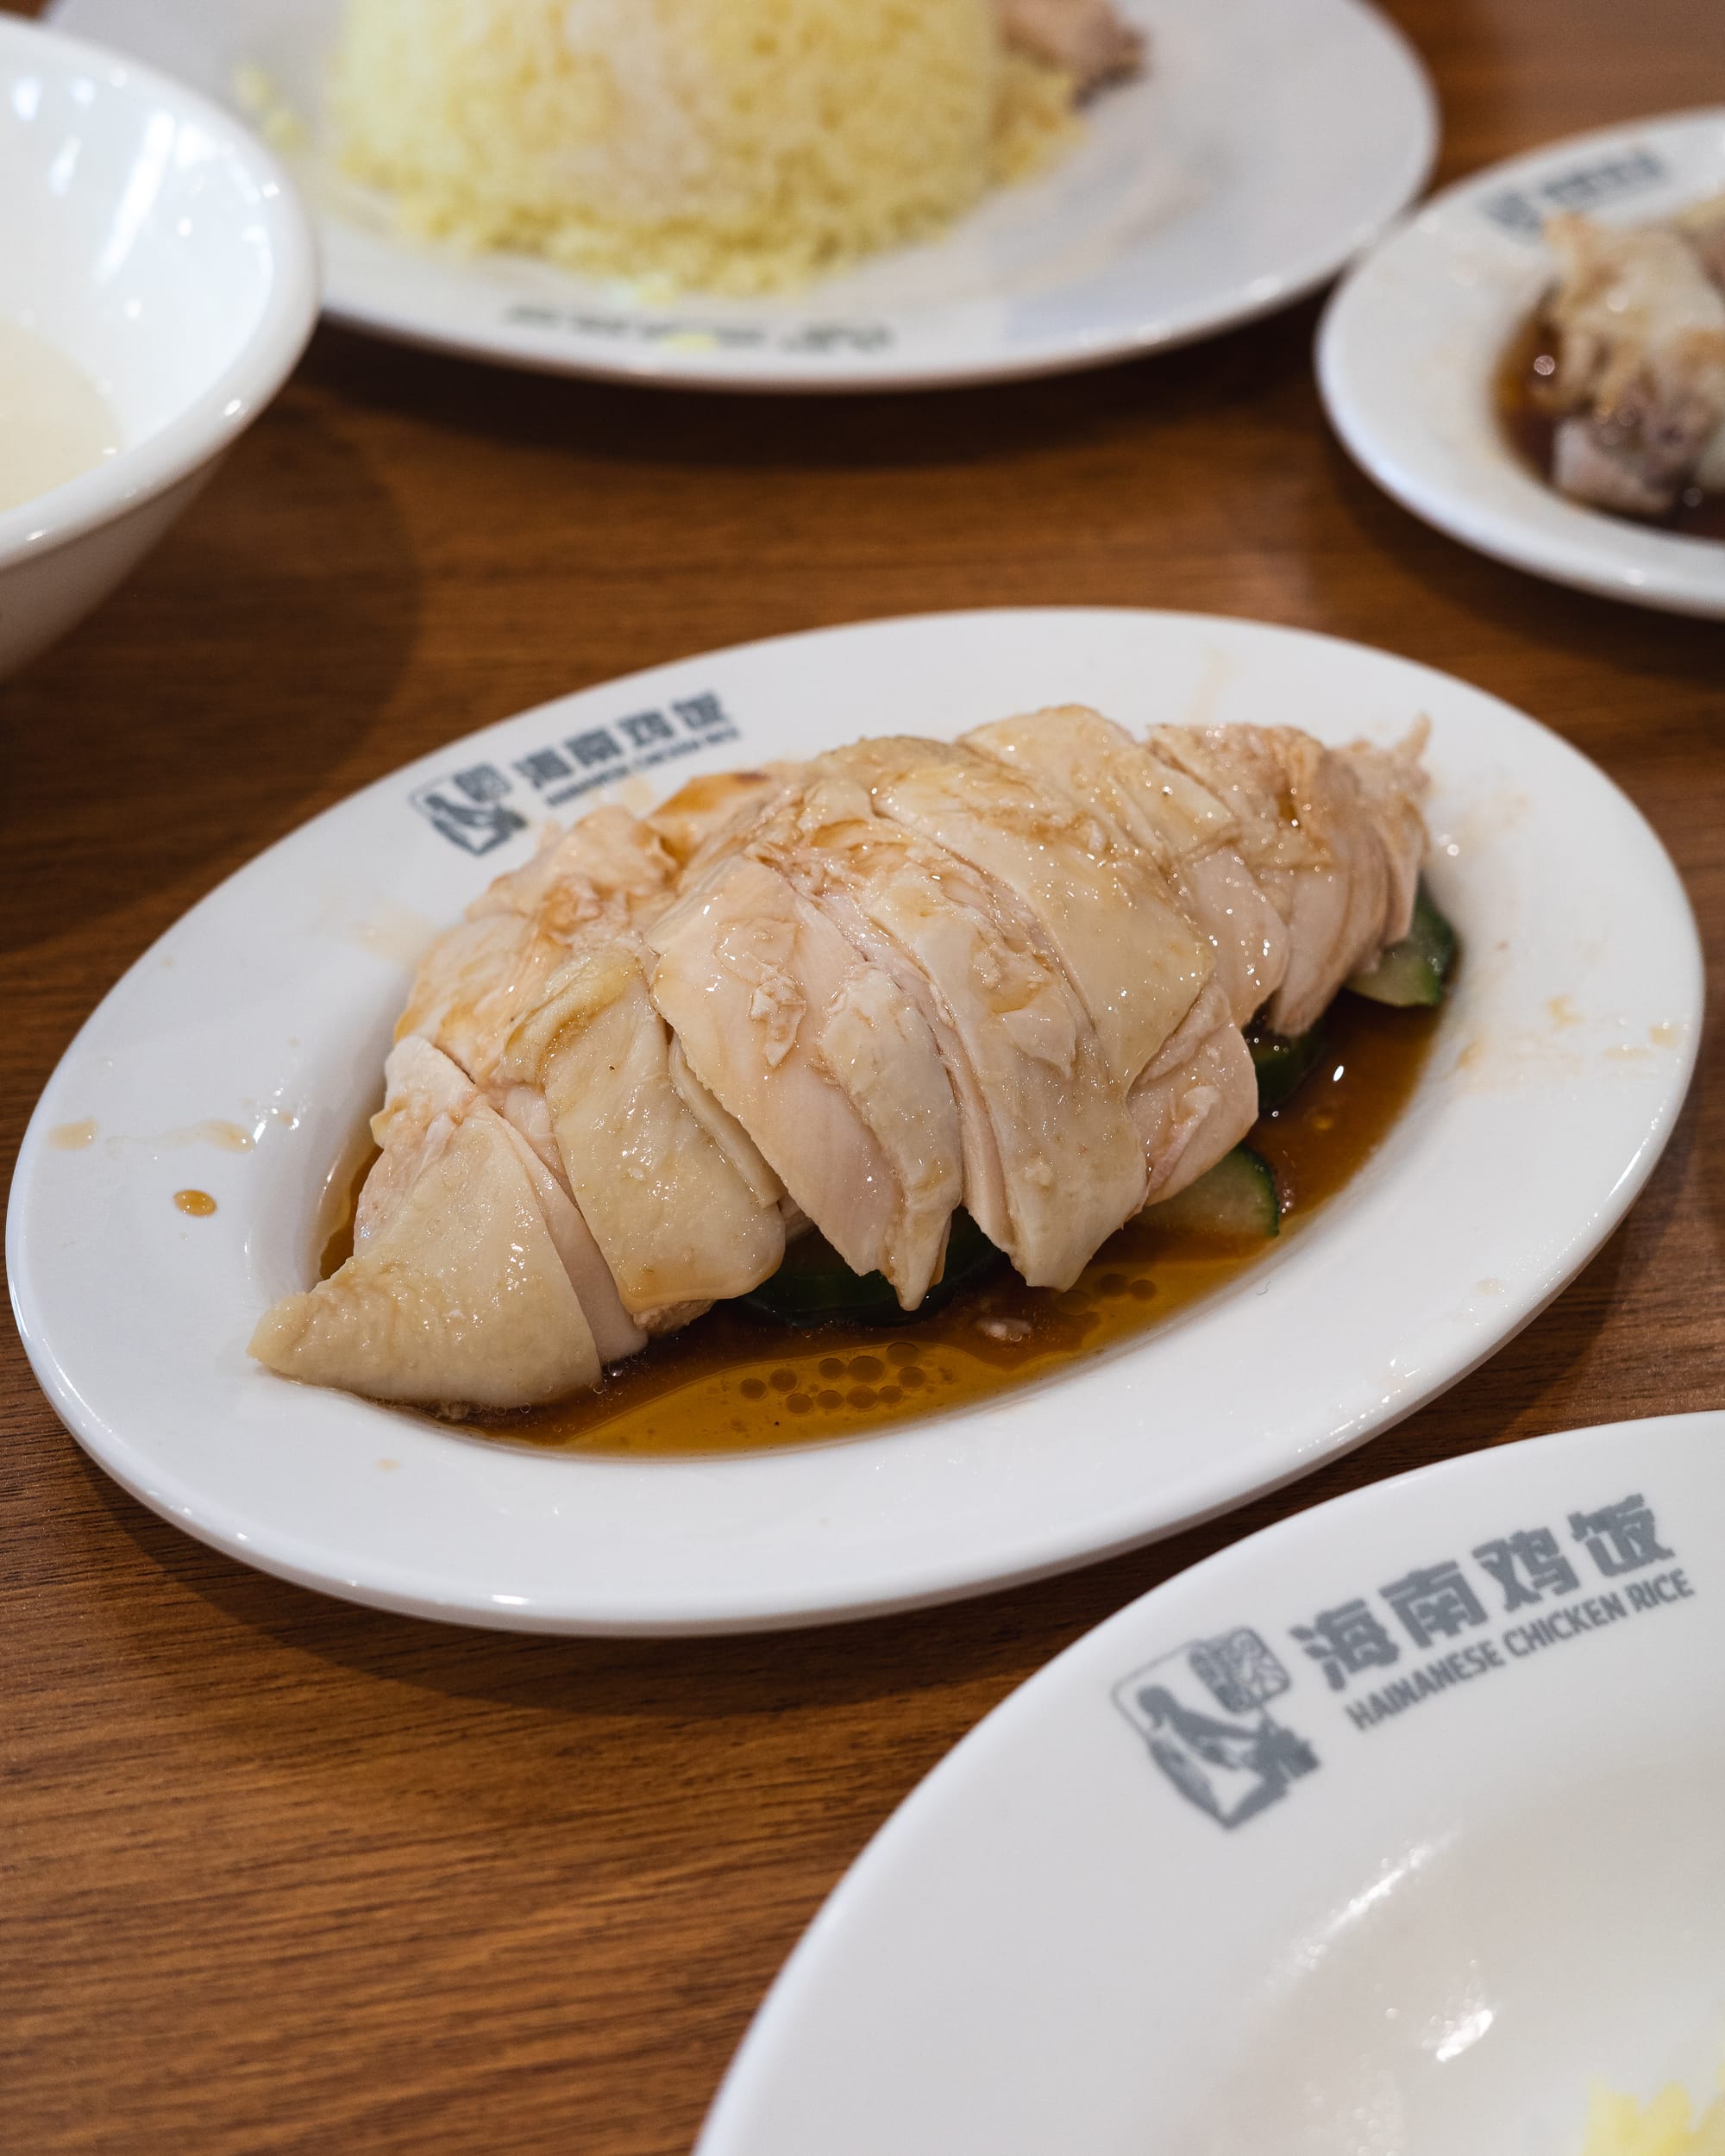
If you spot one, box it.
[3,3,1723,2149]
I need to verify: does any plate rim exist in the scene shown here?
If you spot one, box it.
[1317,103,1725,619]
[6,606,1704,1635]
[696,1406,1725,2152]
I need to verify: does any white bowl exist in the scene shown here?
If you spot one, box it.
[0,16,317,678]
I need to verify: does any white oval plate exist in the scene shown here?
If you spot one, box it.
[5,611,1701,1636]
[1320,109,1725,618]
[699,1411,1725,2153]
[51,0,1433,392]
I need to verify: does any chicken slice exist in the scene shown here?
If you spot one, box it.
[498,937,786,1319]
[469,802,678,937]
[965,705,1235,867]
[963,705,1289,1029]
[959,705,1276,1186]
[994,0,1144,92]
[397,907,678,1343]
[835,735,1213,1092]
[396,804,679,1088]
[748,780,1009,1251]
[370,1037,640,1365]
[1149,724,1426,1038]
[396,909,569,1090]
[1173,846,1292,1028]
[959,707,1415,1189]
[748,761,1147,1288]
[647,854,963,1307]
[366,1042,642,1368]
[646,768,794,875]
[251,1038,601,1408]
[1335,725,1429,945]
[667,1035,784,1209]
[1130,981,1260,1202]
[488,1085,648,1363]
[1540,211,1725,516]
[402,805,780,1340]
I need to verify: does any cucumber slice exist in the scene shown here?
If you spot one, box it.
[1145,1146,1280,1241]
[1247,1022,1327,1112]
[743,1236,899,1328]
[743,1208,1004,1329]
[1346,883,1459,1008]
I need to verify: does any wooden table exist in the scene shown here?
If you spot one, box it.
[4,3,1722,2148]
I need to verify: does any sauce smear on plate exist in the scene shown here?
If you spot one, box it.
[320,996,1439,1457]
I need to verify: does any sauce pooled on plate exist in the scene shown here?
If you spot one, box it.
[318,994,1439,1457]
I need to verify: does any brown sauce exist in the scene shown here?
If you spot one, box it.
[1497,310,1725,542]
[304,993,1438,1457]
[318,1150,373,1278]
[173,1188,217,1218]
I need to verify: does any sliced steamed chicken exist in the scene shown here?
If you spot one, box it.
[497,936,786,1323]
[260,803,787,1408]
[960,706,1426,1194]
[647,850,963,1307]
[1148,720,1427,1037]
[412,805,787,1330]
[250,1037,615,1408]
[395,802,679,1089]
[960,707,1261,1199]
[743,756,1149,1288]
[958,707,1289,1025]
[836,734,1214,1089]
[252,706,1432,1413]
[1538,210,1725,516]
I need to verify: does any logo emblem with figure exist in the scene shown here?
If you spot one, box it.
[1113,1628,1319,1829]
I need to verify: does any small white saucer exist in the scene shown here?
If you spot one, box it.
[1320,108,1725,618]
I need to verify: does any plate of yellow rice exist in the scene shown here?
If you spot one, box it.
[52,0,1435,389]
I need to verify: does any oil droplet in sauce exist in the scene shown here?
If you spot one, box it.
[1496,310,1725,542]
[174,1189,218,1217]
[317,997,1440,1458]
[49,1118,97,1150]
[0,321,121,513]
